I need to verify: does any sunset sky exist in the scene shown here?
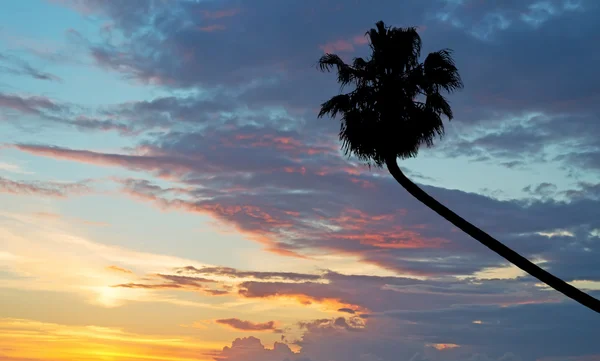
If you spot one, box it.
[1,0,600,360]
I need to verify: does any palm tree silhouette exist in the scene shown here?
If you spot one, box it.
[317,20,600,314]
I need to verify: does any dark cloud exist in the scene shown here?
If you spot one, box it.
[223,303,599,361]
[0,93,61,115]
[209,336,304,361]
[215,318,279,332]
[298,316,365,333]
[382,302,600,361]
[111,273,216,291]
[176,265,322,282]
[522,183,558,199]
[0,93,132,134]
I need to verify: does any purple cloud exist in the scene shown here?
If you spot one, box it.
[215,318,279,332]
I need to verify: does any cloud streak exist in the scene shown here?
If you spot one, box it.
[0,176,90,197]
[215,318,279,332]
[0,53,62,82]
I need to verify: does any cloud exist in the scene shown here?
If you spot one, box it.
[106,265,133,274]
[215,318,279,332]
[0,176,91,197]
[31,211,110,227]
[0,93,133,134]
[0,162,32,175]
[0,52,62,82]
[112,273,216,292]
[210,336,302,361]
[15,131,600,282]
[0,93,61,115]
[210,302,600,361]
[119,265,563,316]
[176,266,322,282]
[298,316,365,332]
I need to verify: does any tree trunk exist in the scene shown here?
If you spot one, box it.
[385,156,600,314]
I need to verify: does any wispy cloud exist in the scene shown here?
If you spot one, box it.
[215,318,279,332]
[0,162,33,175]
[0,52,62,82]
[106,265,134,274]
[0,176,90,197]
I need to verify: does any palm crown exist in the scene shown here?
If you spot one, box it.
[317,21,463,166]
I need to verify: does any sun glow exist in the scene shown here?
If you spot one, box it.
[0,318,222,361]
[92,285,127,308]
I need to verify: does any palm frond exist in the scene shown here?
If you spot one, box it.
[317,53,360,89]
[317,53,345,72]
[425,92,453,120]
[423,49,464,93]
[318,94,351,119]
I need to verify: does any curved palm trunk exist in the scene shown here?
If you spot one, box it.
[385,157,600,314]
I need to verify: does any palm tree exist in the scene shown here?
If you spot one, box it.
[316,20,600,314]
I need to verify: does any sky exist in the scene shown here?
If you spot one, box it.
[0,0,599,360]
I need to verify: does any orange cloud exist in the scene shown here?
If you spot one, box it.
[237,281,366,312]
[112,273,217,292]
[106,265,134,274]
[429,343,460,351]
[201,8,240,19]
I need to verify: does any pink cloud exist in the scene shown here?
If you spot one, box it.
[12,143,461,275]
[201,8,241,19]
[0,176,90,198]
[199,24,226,32]
[319,34,370,53]
[319,39,355,53]
[227,132,337,156]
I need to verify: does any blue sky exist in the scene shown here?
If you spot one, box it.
[1,1,599,361]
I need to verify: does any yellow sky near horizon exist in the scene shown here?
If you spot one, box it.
[0,206,361,361]
[0,318,223,361]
